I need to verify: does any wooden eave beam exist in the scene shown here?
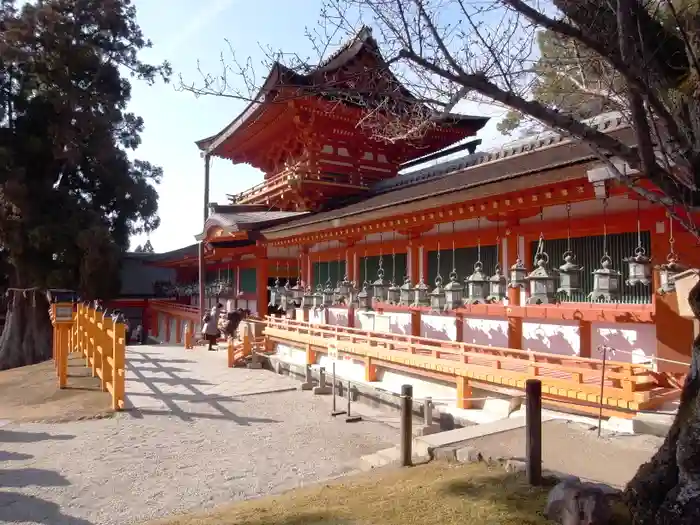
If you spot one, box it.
[269,176,627,246]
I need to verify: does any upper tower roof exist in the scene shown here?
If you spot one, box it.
[196,27,488,170]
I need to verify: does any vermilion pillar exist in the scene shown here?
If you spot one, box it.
[256,257,269,316]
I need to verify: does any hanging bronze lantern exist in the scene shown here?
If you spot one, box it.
[357,282,373,310]
[558,251,583,297]
[386,279,401,304]
[412,278,430,307]
[487,264,507,303]
[624,247,652,287]
[268,277,282,307]
[372,268,388,303]
[322,278,334,307]
[444,271,464,310]
[280,281,294,312]
[589,255,621,302]
[429,276,446,312]
[399,277,413,306]
[658,255,687,294]
[301,286,315,309]
[465,261,489,304]
[509,258,528,289]
[335,275,352,304]
[526,253,559,304]
[311,284,324,309]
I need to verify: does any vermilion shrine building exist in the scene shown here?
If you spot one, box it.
[140,28,698,420]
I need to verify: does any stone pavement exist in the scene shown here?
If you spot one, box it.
[0,344,399,525]
[460,419,664,488]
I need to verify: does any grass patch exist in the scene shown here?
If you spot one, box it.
[0,352,112,423]
[147,462,631,525]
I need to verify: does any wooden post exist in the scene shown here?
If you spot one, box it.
[525,379,542,486]
[112,319,126,411]
[400,384,413,466]
[102,316,114,393]
[579,320,592,358]
[456,376,472,409]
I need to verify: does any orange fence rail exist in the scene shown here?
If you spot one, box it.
[149,300,199,348]
[51,302,126,411]
[264,316,685,417]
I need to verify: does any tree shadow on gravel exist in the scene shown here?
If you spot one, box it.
[125,352,281,425]
[1,428,92,524]
[0,492,95,525]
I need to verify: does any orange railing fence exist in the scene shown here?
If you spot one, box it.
[264,316,685,417]
[50,302,126,411]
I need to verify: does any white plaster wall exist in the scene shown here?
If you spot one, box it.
[309,308,325,325]
[355,311,412,335]
[248,299,258,315]
[378,369,457,402]
[421,314,457,341]
[327,308,349,326]
[522,321,580,356]
[318,355,366,384]
[592,322,657,367]
[169,318,177,343]
[158,314,166,341]
[463,317,509,347]
[276,343,307,365]
[294,308,305,321]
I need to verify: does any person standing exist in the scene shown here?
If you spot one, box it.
[202,303,223,351]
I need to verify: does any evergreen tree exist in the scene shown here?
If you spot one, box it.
[0,0,170,369]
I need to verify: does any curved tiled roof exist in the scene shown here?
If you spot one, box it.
[262,111,632,234]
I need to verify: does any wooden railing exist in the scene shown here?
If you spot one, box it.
[51,303,126,411]
[264,316,684,415]
[149,300,199,347]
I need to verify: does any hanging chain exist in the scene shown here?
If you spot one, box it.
[636,201,642,249]
[566,203,572,253]
[435,223,442,281]
[668,212,677,260]
[602,199,609,257]
[534,207,546,263]
[495,220,501,269]
[378,233,384,278]
[451,222,457,273]
[392,231,396,283]
[476,217,482,263]
[364,246,369,285]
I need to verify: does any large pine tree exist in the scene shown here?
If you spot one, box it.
[0,0,170,369]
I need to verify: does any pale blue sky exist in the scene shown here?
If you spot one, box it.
[128,0,509,252]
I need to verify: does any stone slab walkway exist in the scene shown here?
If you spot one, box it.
[462,419,664,488]
[0,345,398,525]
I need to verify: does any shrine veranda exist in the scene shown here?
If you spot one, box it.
[115,28,698,420]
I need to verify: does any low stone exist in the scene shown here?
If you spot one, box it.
[455,446,482,464]
[545,479,613,525]
[504,459,527,473]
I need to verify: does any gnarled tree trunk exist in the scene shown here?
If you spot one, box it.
[0,289,53,371]
[624,279,700,524]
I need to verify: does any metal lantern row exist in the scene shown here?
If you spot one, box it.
[268,277,283,307]
[558,251,583,297]
[658,255,687,294]
[624,247,653,287]
[526,253,559,305]
[372,268,388,304]
[465,261,489,304]
[429,276,445,312]
[357,281,373,310]
[413,278,430,307]
[444,272,463,310]
[589,255,621,302]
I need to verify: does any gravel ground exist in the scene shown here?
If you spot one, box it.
[0,346,399,525]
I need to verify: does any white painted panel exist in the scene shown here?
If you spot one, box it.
[421,314,457,341]
[463,317,509,347]
[327,308,349,326]
[592,322,657,368]
[522,321,580,356]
